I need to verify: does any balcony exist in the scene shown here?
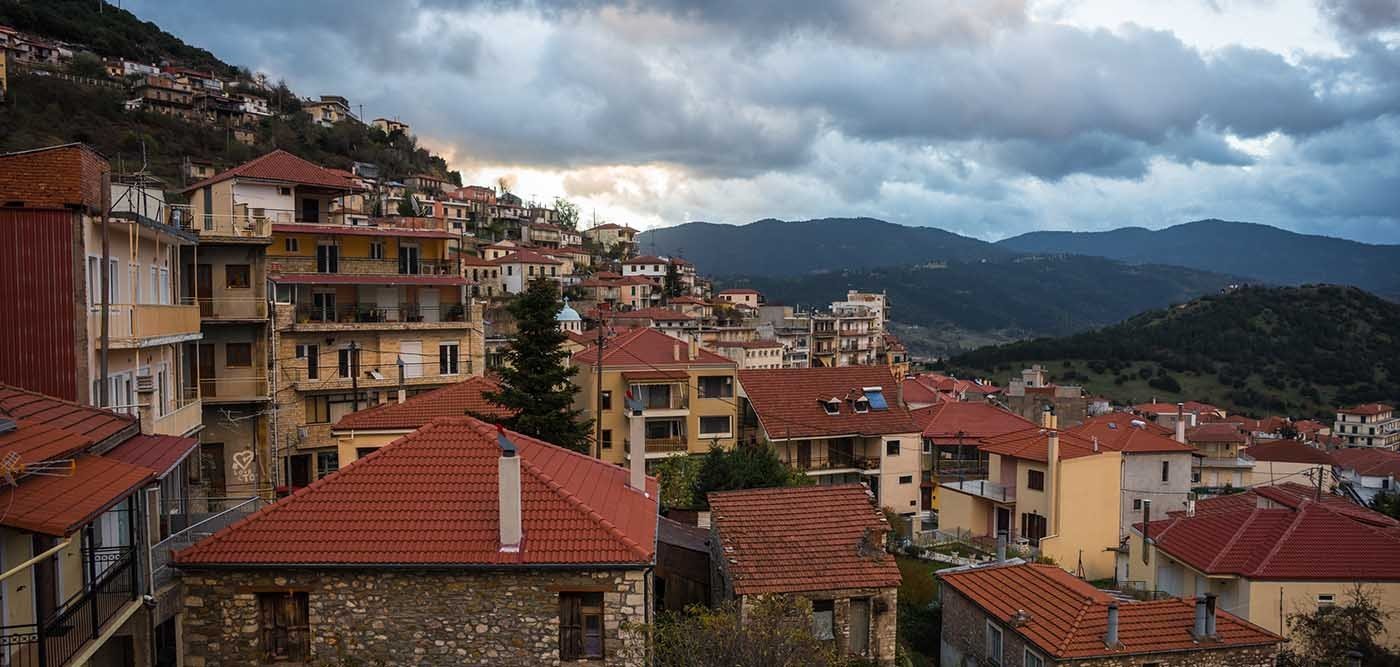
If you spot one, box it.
[623,437,689,459]
[625,382,689,413]
[789,449,880,473]
[928,460,990,478]
[197,296,268,322]
[1197,456,1255,469]
[97,303,202,348]
[169,205,272,242]
[0,546,138,667]
[286,302,469,331]
[152,496,266,589]
[200,376,270,403]
[151,395,202,436]
[941,479,1017,503]
[270,255,458,276]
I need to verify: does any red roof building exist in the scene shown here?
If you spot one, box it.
[915,402,1035,443]
[574,327,731,367]
[1070,415,1195,454]
[332,376,512,431]
[1242,440,1334,466]
[939,563,1280,664]
[182,149,359,192]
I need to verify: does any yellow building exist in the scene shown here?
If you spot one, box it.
[329,376,511,464]
[938,418,1123,580]
[737,366,923,526]
[1186,422,1253,490]
[573,328,739,464]
[1128,482,1400,647]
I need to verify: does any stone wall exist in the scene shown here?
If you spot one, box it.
[181,567,648,666]
[940,587,1277,667]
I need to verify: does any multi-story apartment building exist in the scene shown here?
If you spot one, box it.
[809,303,880,367]
[715,288,760,309]
[738,366,922,524]
[713,340,785,369]
[302,94,355,126]
[0,144,204,438]
[622,255,671,283]
[910,401,1033,512]
[574,328,740,466]
[1186,422,1253,490]
[582,221,638,253]
[132,75,196,120]
[265,220,483,489]
[493,249,564,294]
[1334,403,1399,449]
[756,305,813,368]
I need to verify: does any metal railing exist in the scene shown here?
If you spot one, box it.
[270,256,457,276]
[195,296,268,320]
[292,302,467,324]
[624,437,689,455]
[199,376,270,401]
[19,547,138,667]
[790,452,879,472]
[152,496,265,589]
[941,479,1017,503]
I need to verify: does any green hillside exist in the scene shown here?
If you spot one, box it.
[949,285,1400,418]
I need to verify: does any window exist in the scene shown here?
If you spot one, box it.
[1133,498,1143,511]
[899,475,913,484]
[316,450,339,478]
[1191,470,1202,484]
[305,396,330,424]
[985,621,1003,665]
[1024,649,1045,667]
[507,265,514,276]
[278,186,292,196]
[275,283,294,304]
[699,416,731,437]
[439,342,460,375]
[225,343,252,367]
[1161,460,1171,483]
[601,429,613,450]
[853,397,869,413]
[601,390,612,410]
[1027,469,1045,491]
[297,344,320,380]
[369,241,384,260]
[225,264,251,289]
[886,440,900,456]
[338,347,360,379]
[258,592,309,663]
[812,599,835,640]
[284,237,299,252]
[316,243,339,273]
[559,592,604,660]
[1317,594,1336,608]
[697,376,733,399]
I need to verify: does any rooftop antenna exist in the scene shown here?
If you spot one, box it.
[0,452,76,488]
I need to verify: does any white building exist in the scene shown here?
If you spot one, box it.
[1334,403,1400,449]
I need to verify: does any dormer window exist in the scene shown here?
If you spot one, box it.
[853,397,870,414]
[821,398,841,415]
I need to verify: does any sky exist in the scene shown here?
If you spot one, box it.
[124,0,1400,243]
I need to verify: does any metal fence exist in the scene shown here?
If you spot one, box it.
[152,496,265,589]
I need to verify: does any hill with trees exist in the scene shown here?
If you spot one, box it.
[997,219,1400,299]
[949,285,1400,418]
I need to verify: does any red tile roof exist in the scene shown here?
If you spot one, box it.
[1133,402,1185,416]
[1339,403,1394,416]
[332,377,512,431]
[271,222,456,239]
[738,366,917,440]
[183,149,358,192]
[708,484,901,595]
[1243,441,1334,466]
[102,434,199,477]
[902,379,944,406]
[268,273,468,286]
[491,249,562,266]
[574,328,734,368]
[0,384,136,455]
[1331,448,1400,479]
[0,455,156,536]
[609,307,694,322]
[1186,422,1248,444]
[913,401,1034,442]
[1071,415,1194,454]
[1139,483,1400,580]
[940,563,1280,659]
[980,428,1106,462]
[717,288,760,295]
[623,255,667,264]
[176,417,658,566]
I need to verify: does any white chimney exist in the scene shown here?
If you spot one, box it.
[673,341,681,361]
[1047,428,1060,535]
[1104,602,1120,648]
[627,392,648,495]
[1175,402,1187,444]
[497,427,522,553]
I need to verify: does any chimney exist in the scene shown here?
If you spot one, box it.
[1092,436,1099,452]
[497,426,522,552]
[688,339,698,360]
[1193,596,1209,639]
[1104,602,1121,648]
[626,391,648,495]
[1175,402,1187,444]
[1047,428,1060,535]
[1204,593,1218,638]
[996,530,1007,562]
[673,341,681,361]
[1040,405,1055,429]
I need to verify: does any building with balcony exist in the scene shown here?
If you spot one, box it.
[174,417,658,665]
[266,221,484,491]
[493,249,564,294]
[737,366,922,523]
[1186,422,1253,491]
[574,328,739,465]
[1332,447,1400,505]
[910,401,1034,514]
[1334,403,1400,449]
[0,143,203,440]
[713,339,785,370]
[302,94,356,126]
[329,375,512,464]
[371,116,410,135]
[621,255,670,283]
[582,222,638,253]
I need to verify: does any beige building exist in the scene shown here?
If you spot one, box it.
[582,222,638,253]
[713,339,785,370]
[1334,403,1399,449]
[574,328,740,465]
[738,366,922,523]
[302,94,355,126]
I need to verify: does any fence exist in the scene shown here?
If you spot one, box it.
[152,497,266,589]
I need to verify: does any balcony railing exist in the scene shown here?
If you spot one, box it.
[627,385,689,411]
[196,296,268,321]
[270,255,458,276]
[624,437,688,456]
[292,302,467,325]
[152,395,202,436]
[152,496,266,589]
[95,303,202,344]
[790,452,879,472]
[200,376,270,401]
[1197,456,1255,469]
[0,547,140,667]
[941,479,1017,503]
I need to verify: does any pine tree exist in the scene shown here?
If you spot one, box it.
[486,278,593,452]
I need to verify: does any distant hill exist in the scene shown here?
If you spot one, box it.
[637,218,1010,276]
[949,285,1400,418]
[724,254,1235,350]
[998,219,1400,299]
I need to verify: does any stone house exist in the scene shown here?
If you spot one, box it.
[708,484,902,665]
[175,416,659,666]
[939,562,1281,666]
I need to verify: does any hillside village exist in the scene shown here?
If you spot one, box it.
[2,13,1400,667]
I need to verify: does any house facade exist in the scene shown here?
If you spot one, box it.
[1334,403,1400,449]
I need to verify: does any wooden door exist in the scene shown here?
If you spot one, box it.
[849,598,871,656]
[287,454,312,489]
[198,344,216,397]
[195,264,212,317]
[797,442,812,469]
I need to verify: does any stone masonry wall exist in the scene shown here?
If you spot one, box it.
[181,567,648,666]
[940,587,1277,667]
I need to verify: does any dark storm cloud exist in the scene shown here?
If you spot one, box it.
[1318,0,1400,35]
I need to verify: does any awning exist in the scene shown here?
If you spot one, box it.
[0,456,156,537]
[103,434,199,478]
[622,370,689,382]
[270,273,469,286]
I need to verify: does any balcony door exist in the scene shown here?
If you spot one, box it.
[193,264,212,317]
[316,242,339,273]
[300,197,320,224]
[797,442,812,469]
[198,344,216,398]
[398,243,421,275]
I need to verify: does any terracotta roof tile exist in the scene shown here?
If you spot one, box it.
[1339,403,1393,416]
[1070,415,1195,454]
[491,249,563,266]
[1332,448,1400,478]
[0,455,155,536]
[102,434,199,477]
[183,149,358,192]
[940,563,1280,659]
[902,379,944,406]
[176,417,658,566]
[709,485,901,595]
[913,401,1034,442]
[0,384,136,455]
[1243,441,1334,465]
[739,366,917,440]
[574,328,735,368]
[980,428,1105,462]
[333,377,512,431]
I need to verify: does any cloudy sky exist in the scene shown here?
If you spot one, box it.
[126,0,1400,242]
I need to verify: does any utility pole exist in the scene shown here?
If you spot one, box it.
[397,355,406,404]
[99,170,111,407]
[350,341,361,412]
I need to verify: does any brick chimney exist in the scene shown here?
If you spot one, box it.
[497,426,522,553]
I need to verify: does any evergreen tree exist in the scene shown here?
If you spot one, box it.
[486,278,593,453]
[663,262,683,298]
[692,442,811,508]
[397,188,419,216]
